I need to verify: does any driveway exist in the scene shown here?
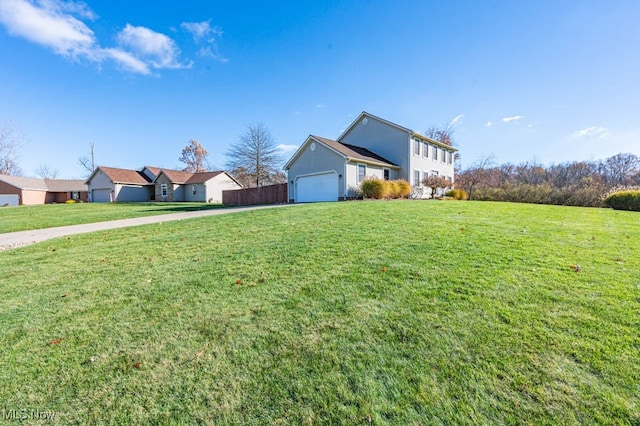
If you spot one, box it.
[0,204,291,251]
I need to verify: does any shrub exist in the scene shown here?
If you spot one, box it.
[65,199,76,204]
[604,190,640,211]
[394,180,411,199]
[445,189,469,200]
[360,177,388,199]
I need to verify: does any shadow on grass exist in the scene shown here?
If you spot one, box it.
[142,203,226,213]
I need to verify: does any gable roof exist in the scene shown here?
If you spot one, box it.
[0,175,49,191]
[88,166,153,185]
[338,111,458,152]
[155,169,242,186]
[284,136,400,170]
[0,175,87,192]
[157,169,195,184]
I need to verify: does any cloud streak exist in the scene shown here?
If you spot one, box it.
[0,0,208,74]
[573,126,610,139]
[181,20,227,62]
[502,115,525,123]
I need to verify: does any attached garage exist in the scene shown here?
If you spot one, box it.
[91,189,112,203]
[0,194,19,206]
[296,172,339,203]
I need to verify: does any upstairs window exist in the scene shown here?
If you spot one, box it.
[413,138,421,156]
[433,146,438,161]
[358,164,366,183]
[423,142,429,158]
[441,148,446,163]
[447,151,453,164]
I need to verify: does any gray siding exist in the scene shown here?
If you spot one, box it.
[339,116,410,180]
[116,184,153,202]
[287,140,346,200]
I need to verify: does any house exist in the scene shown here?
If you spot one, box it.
[0,175,88,206]
[154,169,242,203]
[284,111,457,202]
[85,166,242,203]
[86,166,155,202]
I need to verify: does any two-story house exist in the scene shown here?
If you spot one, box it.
[284,111,457,202]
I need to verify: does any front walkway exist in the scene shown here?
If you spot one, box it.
[0,204,290,251]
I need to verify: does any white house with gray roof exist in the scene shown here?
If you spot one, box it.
[284,112,457,202]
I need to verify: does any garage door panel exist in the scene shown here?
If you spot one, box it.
[296,173,338,203]
[92,189,112,202]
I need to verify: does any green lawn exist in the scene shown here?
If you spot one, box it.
[0,201,638,424]
[0,202,223,233]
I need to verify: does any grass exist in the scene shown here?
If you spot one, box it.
[0,202,223,233]
[0,201,638,424]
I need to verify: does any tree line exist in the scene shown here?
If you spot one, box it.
[456,153,640,207]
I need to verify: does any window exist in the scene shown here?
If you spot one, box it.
[423,142,429,158]
[71,191,79,200]
[192,184,197,195]
[447,151,453,164]
[161,184,168,198]
[414,169,421,186]
[441,148,446,163]
[358,164,366,183]
[433,145,438,161]
[431,170,439,177]
[413,138,421,156]
[383,169,390,181]
[423,171,429,181]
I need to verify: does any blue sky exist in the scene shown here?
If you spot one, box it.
[1,0,639,178]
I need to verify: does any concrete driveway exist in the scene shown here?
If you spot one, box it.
[0,204,290,251]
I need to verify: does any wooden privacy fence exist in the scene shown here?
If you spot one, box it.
[222,183,288,206]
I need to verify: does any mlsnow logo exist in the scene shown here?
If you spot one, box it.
[2,409,56,421]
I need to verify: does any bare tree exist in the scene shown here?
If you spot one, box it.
[35,164,60,179]
[0,121,23,176]
[455,154,497,200]
[603,153,640,186]
[79,142,96,175]
[226,122,283,187]
[424,124,455,147]
[179,139,209,172]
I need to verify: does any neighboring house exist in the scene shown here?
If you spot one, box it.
[285,111,457,202]
[0,175,88,206]
[154,169,242,203]
[86,166,242,203]
[86,166,155,202]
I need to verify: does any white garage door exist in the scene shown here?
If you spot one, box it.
[92,189,112,202]
[0,194,19,206]
[296,173,338,203]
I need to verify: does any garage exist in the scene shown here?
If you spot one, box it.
[296,172,338,203]
[92,189,112,202]
[0,194,19,206]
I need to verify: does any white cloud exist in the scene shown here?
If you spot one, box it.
[181,20,226,62]
[117,24,189,69]
[572,126,610,139]
[316,103,326,108]
[450,114,464,126]
[0,0,98,58]
[0,0,191,74]
[277,144,299,154]
[486,121,493,127]
[502,115,525,123]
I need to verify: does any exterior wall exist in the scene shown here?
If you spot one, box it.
[155,173,176,201]
[183,183,205,202]
[115,184,153,202]
[409,139,455,187]
[20,190,46,205]
[338,116,411,180]
[0,181,20,198]
[287,140,346,201]
[203,175,242,203]
[87,169,115,202]
[344,161,393,197]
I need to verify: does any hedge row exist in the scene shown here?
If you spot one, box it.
[360,178,411,199]
[604,190,640,211]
